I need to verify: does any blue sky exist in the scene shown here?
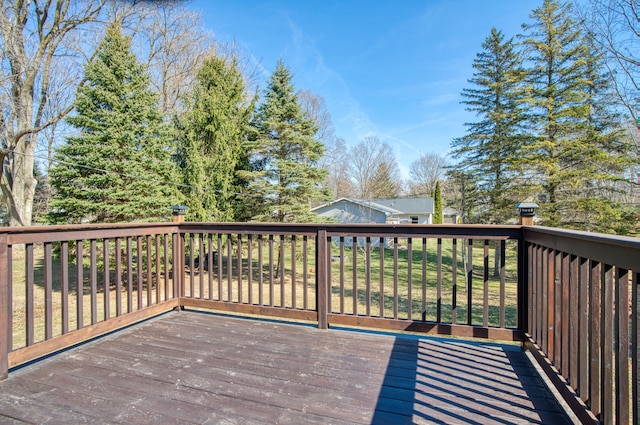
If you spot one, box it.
[190,1,540,178]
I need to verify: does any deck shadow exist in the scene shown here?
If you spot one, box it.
[371,335,572,424]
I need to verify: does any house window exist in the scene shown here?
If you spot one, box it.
[410,216,419,224]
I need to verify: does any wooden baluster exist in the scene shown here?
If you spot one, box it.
[257,235,263,306]
[238,234,243,304]
[303,235,308,311]
[60,241,69,333]
[407,237,412,321]
[316,229,328,330]
[379,237,384,318]
[103,239,110,320]
[90,239,97,324]
[0,234,8,380]
[499,240,506,328]
[115,238,122,315]
[291,235,296,309]
[76,240,84,328]
[452,238,457,325]
[247,234,253,305]
[615,268,629,425]
[44,242,52,340]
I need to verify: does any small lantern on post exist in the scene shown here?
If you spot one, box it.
[171,205,188,223]
[515,202,539,226]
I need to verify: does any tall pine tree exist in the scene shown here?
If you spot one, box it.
[563,38,636,233]
[519,0,587,227]
[519,0,634,230]
[175,56,254,222]
[240,60,330,223]
[450,28,525,224]
[48,24,180,224]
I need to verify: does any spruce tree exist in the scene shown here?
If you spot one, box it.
[370,161,402,198]
[563,39,636,233]
[451,28,525,224]
[433,181,443,224]
[519,0,635,231]
[48,24,180,224]
[175,56,254,222]
[241,60,330,223]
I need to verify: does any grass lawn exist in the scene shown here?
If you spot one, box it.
[325,238,518,326]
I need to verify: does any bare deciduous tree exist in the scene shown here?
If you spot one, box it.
[298,89,335,143]
[348,136,402,199]
[299,90,353,199]
[321,137,353,198]
[105,0,216,117]
[408,152,448,197]
[578,0,639,120]
[0,0,106,226]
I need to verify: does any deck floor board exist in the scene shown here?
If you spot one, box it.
[0,311,572,424]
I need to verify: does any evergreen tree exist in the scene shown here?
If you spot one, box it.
[240,60,330,223]
[370,160,402,198]
[519,0,635,230]
[451,28,525,224]
[48,24,180,224]
[563,39,636,233]
[175,56,254,222]
[433,181,443,224]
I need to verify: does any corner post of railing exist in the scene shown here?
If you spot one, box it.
[316,228,329,330]
[517,226,529,340]
[172,225,185,310]
[0,233,8,380]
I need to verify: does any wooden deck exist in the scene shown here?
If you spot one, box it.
[0,311,572,424]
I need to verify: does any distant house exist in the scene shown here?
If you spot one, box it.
[443,207,460,224]
[312,197,438,248]
[311,197,435,225]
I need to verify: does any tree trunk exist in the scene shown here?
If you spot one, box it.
[7,134,37,227]
[1,0,105,227]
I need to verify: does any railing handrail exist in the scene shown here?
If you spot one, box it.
[524,225,640,271]
[3,222,181,245]
[0,222,526,246]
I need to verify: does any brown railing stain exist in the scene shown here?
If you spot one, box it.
[0,222,637,425]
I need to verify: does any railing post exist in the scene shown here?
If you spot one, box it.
[518,228,529,339]
[172,229,185,309]
[316,228,328,330]
[0,234,8,380]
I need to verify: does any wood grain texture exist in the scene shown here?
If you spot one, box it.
[0,311,572,424]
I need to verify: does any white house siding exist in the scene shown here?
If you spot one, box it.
[314,199,388,248]
[387,213,432,224]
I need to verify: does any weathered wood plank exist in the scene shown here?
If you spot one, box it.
[0,312,572,425]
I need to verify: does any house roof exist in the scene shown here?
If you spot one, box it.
[363,198,434,215]
[443,207,459,215]
[311,197,399,216]
[312,197,434,215]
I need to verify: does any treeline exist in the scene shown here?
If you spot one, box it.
[447,0,639,234]
[47,26,330,224]
[1,0,638,233]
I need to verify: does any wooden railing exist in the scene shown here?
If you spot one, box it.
[0,222,637,424]
[523,227,640,425]
[177,223,523,341]
[0,223,182,378]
